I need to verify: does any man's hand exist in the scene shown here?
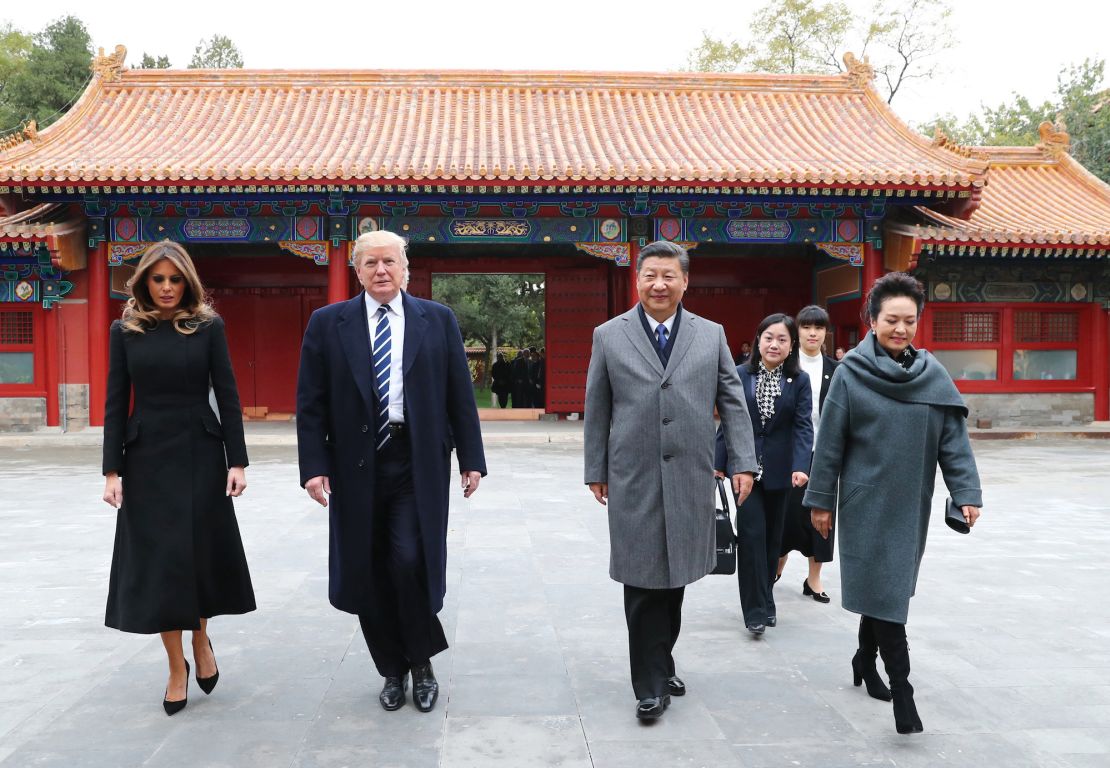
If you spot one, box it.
[732,472,754,505]
[811,509,832,539]
[103,473,122,508]
[589,482,608,506]
[791,471,809,488]
[461,471,481,498]
[305,475,331,507]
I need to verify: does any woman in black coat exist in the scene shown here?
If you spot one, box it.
[778,305,838,602]
[716,313,813,636]
[101,240,255,716]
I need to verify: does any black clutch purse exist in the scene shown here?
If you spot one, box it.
[944,497,971,534]
[712,477,737,575]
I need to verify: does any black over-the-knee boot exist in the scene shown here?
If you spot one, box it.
[872,618,923,734]
[852,616,892,701]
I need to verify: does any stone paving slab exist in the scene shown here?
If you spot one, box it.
[0,439,1107,766]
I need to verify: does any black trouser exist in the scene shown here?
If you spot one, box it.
[357,434,447,678]
[623,584,684,699]
[736,481,789,625]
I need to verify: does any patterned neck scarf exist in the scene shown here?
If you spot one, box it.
[755,360,783,427]
[753,360,783,482]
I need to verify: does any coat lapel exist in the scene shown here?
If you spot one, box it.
[767,374,794,431]
[338,294,377,417]
[620,308,665,378]
[820,356,835,408]
[661,311,695,383]
[401,292,428,377]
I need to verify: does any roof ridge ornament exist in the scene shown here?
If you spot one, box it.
[91,45,127,83]
[843,52,875,89]
[0,120,39,153]
[1037,119,1070,158]
[931,126,988,160]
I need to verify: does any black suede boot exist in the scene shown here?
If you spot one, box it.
[873,619,923,734]
[852,616,892,701]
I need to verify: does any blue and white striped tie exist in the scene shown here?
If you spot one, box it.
[373,305,392,451]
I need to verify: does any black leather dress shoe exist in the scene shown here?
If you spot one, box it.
[766,616,777,628]
[635,694,670,721]
[746,622,766,636]
[411,662,439,712]
[379,674,408,711]
[666,676,686,696]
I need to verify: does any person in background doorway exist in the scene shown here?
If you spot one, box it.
[101,240,255,717]
[531,346,546,410]
[778,305,838,603]
[511,348,532,408]
[736,341,752,365]
[834,346,846,361]
[491,352,511,408]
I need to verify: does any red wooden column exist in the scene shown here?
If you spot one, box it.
[858,241,883,338]
[88,241,109,426]
[43,307,60,427]
[627,240,641,310]
[1093,303,1109,421]
[327,241,349,304]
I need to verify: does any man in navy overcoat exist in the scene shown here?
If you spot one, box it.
[296,229,486,713]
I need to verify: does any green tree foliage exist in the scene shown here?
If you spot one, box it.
[137,53,172,69]
[188,35,244,69]
[685,0,954,104]
[432,274,545,386]
[919,59,1109,182]
[1,16,92,130]
[0,23,33,131]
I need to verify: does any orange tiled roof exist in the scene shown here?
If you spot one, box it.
[0,202,87,269]
[0,50,986,189]
[899,143,1110,248]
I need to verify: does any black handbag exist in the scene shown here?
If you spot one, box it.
[712,477,737,575]
[944,497,971,534]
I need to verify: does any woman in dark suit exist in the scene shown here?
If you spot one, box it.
[101,240,255,716]
[778,305,838,602]
[805,273,982,734]
[716,313,813,636]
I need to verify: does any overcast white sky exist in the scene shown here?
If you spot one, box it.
[6,1,1109,127]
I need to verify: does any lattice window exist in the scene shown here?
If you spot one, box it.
[932,311,999,343]
[0,312,34,345]
[1014,311,1079,343]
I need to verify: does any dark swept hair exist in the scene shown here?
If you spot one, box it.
[866,272,926,321]
[747,313,801,377]
[636,240,690,274]
[795,304,830,328]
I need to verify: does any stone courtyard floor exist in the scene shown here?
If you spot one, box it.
[1,434,1108,767]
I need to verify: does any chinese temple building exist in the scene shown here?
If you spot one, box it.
[1,46,1107,429]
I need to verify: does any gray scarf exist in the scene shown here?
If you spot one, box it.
[840,332,967,414]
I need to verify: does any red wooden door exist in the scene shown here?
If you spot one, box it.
[212,292,258,408]
[545,264,609,414]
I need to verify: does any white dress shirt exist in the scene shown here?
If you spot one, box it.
[799,350,824,442]
[364,291,406,424]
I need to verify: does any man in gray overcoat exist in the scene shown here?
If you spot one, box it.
[584,240,758,721]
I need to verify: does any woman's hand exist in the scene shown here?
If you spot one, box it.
[962,505,981,528]
[103,473,122,508]
[226,467,247,497]
[811,508,832,539]
[791,471,809,488]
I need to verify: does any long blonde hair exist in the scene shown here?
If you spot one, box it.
[120,240,216,334]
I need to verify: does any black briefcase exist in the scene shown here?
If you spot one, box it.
[712,477,737,575]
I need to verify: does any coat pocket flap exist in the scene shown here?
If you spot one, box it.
[200,413,224,439]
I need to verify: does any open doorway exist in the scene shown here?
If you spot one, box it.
[432,273,546,412]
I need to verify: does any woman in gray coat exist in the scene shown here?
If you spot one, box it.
[804,273,982,735]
